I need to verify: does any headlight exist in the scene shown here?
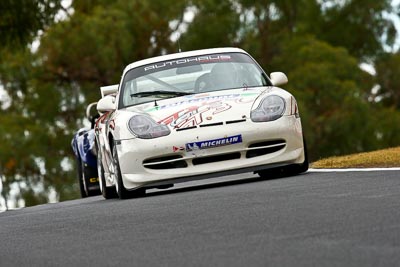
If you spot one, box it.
[251,95,286,122]
[128,115,171,139]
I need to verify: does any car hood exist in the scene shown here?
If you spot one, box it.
[125,87,274,130]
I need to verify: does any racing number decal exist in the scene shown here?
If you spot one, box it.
[159,101,232,129]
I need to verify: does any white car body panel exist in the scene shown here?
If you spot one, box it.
[95,47,307,193]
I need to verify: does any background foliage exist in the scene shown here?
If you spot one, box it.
[1,0,399,208]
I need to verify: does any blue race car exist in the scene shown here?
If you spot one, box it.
[71,103,101,197]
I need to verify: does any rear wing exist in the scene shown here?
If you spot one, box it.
[100,84,118,98]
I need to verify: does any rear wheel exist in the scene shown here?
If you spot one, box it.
[112,144,146,199]
[97,147,117,199]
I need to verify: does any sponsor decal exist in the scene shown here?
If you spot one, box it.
[145,93,258,112]
[147,94,240,111]
[192,93,210,98]
[185,134,242,151]
[159,101,231,129]
[235,92,258,104]
[173,146,185,152]
[144,55,232,72]
[142,92,259,129]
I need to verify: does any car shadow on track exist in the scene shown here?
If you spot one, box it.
[141,172,310,199]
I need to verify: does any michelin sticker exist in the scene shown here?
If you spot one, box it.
[186,135,242,151]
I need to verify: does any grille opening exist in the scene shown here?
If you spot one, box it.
[144,161,187,170]
[246,140,286,158]
[248,140,286,148]
[143,155,187,169]
[192,152,241,165]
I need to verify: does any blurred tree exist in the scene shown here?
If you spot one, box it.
[0,0,64,49]
[0,0,69,207]
[179,0,241,50]
[236,0,397,66]
[1,0,399,208]
[304,0,397,61]
[374,52,400,109]
[39,0,188,102]
[237,0,322,68]
[0,49,59,207]
[270,35,398,159]
[1,0,188,207]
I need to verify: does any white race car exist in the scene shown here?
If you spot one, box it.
[95,47,308,199]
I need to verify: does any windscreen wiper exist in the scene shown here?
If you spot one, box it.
[131,91,192,98]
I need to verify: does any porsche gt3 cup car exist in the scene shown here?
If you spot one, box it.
[71,103,101,197]
[95,47,308,199]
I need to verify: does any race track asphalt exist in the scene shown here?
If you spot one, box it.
[1,170,400,267]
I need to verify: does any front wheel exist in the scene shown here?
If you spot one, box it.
[258,137,309,179]
[76,158,88,198]
[112,144,145,199]
[97,146,117,199]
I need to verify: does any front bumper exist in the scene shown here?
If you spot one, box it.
[116,115,305,189]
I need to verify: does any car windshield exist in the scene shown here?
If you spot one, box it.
[119,52,270,108]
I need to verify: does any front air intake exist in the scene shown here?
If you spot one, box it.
[246,140,286,158]
[143,155,188,169]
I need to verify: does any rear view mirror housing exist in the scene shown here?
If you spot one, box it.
[270,72,288,87]
[86,102,98,121]
[97,95,116,113]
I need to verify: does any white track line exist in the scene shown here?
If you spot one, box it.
[309,168,400,172]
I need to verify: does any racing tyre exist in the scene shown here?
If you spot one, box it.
[258,137,309,179]
[112,144,146,199]
[81,161,101,197]
[97,150,117,199]
[76,158,88,198]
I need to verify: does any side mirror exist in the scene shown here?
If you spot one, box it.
[270,72,288,86]
[86,102,98,121]
[97,95,116,113]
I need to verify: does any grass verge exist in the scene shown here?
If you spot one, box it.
[311,147,400,168]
